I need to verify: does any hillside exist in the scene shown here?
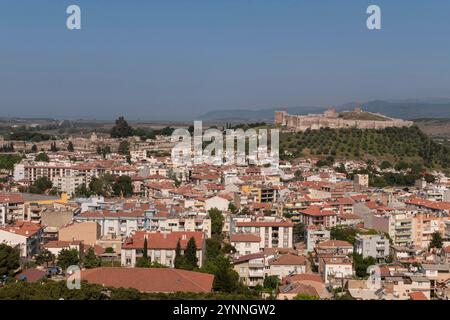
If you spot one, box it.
[280,126,450,168]
[414,118,450,138]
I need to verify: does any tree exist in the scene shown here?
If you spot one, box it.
[50,142,58,152]
[143,237,148,259]
[83,247,101,269]
[74,184,91,198]
[104,247,114,254]
[352,253,376,278]
[134,237,150,268]
[429,231,443,250]
[29,177,52,194]
[263,275,279,291]
[35,249,55,267]
[112,176,133,197]
[89,174,114,196]
[182,237,198,271]
[0,244,20,276]
[380,160,392,170]
[135,257,151,268]
[67,141,75,152]
[208,208,224,238]
[31,144,38,153]
[97,145,112,159]
[0,154,22,171]
[174,239,184,269]
[118,140,130,155]
[35,152,49,162]
[228,202,238,214]
[57,249,80,271]
[330,226,358,245]
[111,117,133,138]
[201,255,241,293]
[293,293,320,300]
[293,223,306,243]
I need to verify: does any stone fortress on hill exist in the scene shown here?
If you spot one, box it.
[274,107,414,132]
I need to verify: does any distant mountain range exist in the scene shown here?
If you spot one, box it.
[199,99,450,122]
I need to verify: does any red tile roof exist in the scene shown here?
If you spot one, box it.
[0,193,24,204]
[269,254,306,266]
[299,206,336,217]
[0,221,42,237]
[317,240,353,248]
[79,209,145,219]
[409,291,428,300]
[122,231,204,250]
[80,267,214,293]
[283,273,323,284]
[279,282,319,296]
[43,240,82,249]
[233,252,265,264]
[15,268,47,282]
[230,234,261,243]
[406,197,450,211]
[236,219,293,227]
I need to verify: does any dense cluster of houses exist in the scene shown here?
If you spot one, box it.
[1,134,450,299]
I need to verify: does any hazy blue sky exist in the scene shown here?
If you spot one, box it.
[1,0,450,120]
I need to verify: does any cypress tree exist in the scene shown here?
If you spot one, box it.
[174,239,183,269]
[183,237,198,270]
[143,236,148,259]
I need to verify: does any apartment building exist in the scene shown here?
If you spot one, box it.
[233,216,294,249]
[305,225,331,252]
[233,253,266,287]
[159,216,212,239]
[413,214,447,249]
[121,230,205,268]
[75,209,151,238]
[0,193,25,224]
[298,206,338,228]
[268,254,307,279]
[59,221,101,246]
[0,221,43,258]
[355,234,390,260]
[319,256,353,286]
[230,233,261,256]
[53,176,85,195]
[371,212,414,246]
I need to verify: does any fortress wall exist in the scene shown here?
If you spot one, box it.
[278,111,413,132]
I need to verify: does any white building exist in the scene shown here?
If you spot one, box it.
[268,254,307,279]
[205,196,230,212]
[233,217,294,249]
[0,221,43,258]
[230,233,261,256]
[121,230,205,268]
[53,176,85,195]
[355,234,390,260]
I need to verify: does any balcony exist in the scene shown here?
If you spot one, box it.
[248,262,265,268]
[248,270,264,278]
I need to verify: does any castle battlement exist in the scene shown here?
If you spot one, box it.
[274,108,413,132]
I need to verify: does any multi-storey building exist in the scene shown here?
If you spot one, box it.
[0,221,44,258]
[121,230,205,268]
[233,216,294,249]
[355,234,390,261]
